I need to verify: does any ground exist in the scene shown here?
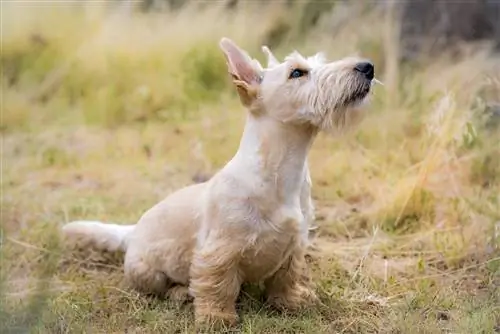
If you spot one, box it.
[1,3,500,334]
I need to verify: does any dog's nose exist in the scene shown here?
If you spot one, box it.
[354,62,374,80]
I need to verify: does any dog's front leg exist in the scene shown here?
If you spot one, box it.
[264,242,319,312]
[189,239,242,330]
[300,163,316,242]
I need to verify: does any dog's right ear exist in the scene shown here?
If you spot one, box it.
[219,38,261,107]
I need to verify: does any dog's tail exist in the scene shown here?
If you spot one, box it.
[62,220,135,253]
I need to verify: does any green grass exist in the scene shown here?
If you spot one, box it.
[2,2,500,333]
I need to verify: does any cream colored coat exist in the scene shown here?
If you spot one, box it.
[62,38,374,329]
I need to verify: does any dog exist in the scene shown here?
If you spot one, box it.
[62,37,375,329]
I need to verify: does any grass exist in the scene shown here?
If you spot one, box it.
[2,2,500,333]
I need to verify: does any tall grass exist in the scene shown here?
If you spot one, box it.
[2,2,499,333]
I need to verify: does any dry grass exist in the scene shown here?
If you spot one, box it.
[2,2,500,333]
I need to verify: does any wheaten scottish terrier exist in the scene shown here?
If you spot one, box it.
[62,37,375,328]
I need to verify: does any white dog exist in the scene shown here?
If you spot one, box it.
[62,37,375,329]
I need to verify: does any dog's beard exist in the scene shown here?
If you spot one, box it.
[340,78,372,108]
[316,78,372,134]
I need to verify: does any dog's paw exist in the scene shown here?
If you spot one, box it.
[297,284,320,305]
[195,309,239,332]
[267,284,319,312]
[166,285,193,304]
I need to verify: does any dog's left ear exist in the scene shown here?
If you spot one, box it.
[219,38,261,107]
[262,46,279,68]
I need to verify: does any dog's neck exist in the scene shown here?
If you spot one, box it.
[230,111,317,203]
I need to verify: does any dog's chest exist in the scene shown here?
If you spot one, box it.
[239,215,300,283]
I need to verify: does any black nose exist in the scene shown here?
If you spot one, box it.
[354,62,374,80]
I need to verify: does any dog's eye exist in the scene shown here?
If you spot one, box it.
[289,68,308,79]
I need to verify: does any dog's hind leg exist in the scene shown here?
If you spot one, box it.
[165,285,192,303]
[124,250,172,297]
[124,249,192,303]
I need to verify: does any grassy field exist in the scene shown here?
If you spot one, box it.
[2,2,500,333]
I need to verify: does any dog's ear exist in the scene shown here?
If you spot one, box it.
[219,38,261,107]
[261,46,279,68]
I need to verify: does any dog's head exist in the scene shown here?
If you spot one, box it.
[219,37,376,134]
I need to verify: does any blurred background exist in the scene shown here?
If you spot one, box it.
[2,1,500,333]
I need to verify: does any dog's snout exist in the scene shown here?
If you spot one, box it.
[354,62,374,80]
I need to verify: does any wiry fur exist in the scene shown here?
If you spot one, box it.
[62,38,374,330]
